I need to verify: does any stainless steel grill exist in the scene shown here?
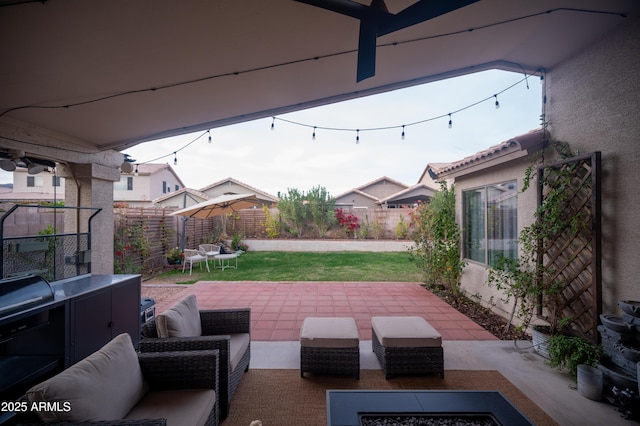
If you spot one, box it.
[0,274,54,318]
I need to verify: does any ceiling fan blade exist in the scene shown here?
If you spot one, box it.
[380,0,480,36]
[356,18,378,82]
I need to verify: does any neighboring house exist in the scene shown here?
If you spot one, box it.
[377,183,437,207]
[335,176,420,211]
[114,163,184,207]
[153,187,208,209]
[0,163,185,208]
[198,177,279,207]
[0,168,65,203]
[425,128,547,322]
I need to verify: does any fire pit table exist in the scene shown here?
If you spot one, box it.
[326,390,534,426]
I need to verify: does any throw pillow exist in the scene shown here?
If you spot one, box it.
[26,333,148,423]
[155,294,202,338]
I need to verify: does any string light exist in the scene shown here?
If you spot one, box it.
[134,164,139,176]
[173,152,177,165]
[133,73,531,167]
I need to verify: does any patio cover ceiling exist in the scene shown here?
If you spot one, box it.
[1,0,638,156]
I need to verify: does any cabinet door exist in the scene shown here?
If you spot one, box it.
[111,279,141,348]
[69,290,112,365]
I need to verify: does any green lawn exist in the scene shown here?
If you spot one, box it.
[157,251,424,284]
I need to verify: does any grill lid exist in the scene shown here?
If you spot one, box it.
[0,274,54,318]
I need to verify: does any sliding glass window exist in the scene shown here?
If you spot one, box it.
[463,181,518,267]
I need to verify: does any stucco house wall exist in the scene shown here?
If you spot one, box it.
[358,177,407,200]
[545,13,640,315]
[114,164,184,206]
[455,152,540,321]
[335,191,379,211]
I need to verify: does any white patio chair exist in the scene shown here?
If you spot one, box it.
[199,244,221,265]
[182,248,210,275]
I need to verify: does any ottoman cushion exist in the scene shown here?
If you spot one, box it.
[300,317,359,348]
[372,316,441,348]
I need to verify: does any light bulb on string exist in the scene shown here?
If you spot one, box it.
[208,130,212,143]
[134,164,139,176]
[271,117,275,131]
[312,126,316,140]
[401,125,405,140]
[448,113,453,129]
[494,95,500,109]
[173,152,177,166]
[356,129,360,144]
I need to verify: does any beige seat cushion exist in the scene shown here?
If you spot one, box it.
[126,389,215,426]
[300,317,359,348]
[372,316,442,348]
[156,294,202,338]
[229,333,251,371]
[26,333,148,423]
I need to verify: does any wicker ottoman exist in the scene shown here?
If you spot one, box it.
[300,317,360,379]
[372,316,444,379]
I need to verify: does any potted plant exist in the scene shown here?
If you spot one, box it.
[546,333,602,380]
[165,247,184,265]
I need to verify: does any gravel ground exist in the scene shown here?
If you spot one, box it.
[141,284,188,306]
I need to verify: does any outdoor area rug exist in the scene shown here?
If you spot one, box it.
[222,369,558,426]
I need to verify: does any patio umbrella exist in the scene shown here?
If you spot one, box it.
[171,193,260,219]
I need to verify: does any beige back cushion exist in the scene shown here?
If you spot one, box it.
[156,294,202,338]
[26,333,148,423]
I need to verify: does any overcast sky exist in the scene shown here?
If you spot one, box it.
[1,69,543,197]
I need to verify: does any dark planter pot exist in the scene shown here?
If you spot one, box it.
[167,258,182,265]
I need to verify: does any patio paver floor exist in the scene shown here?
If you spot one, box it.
[147,281,498,341]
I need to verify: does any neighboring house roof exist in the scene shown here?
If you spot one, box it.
[335,176,434,208]
[198,177,279,204]
[377,183,437,206]
[432,128,548,180]
[417,162,450,186]
[356,176,408,193]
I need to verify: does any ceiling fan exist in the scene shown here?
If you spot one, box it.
[295,0,479,82]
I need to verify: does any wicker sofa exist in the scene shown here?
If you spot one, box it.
[21,333,219,426]
[140,295,250,419]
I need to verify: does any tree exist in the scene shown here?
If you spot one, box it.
[409,182,464,292]
[277,188,308,238]
[306,185,336,238]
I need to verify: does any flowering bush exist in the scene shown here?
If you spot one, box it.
[335,208,360,238]
[165,247,184,264]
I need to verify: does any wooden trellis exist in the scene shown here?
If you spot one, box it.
[538,152,602,344]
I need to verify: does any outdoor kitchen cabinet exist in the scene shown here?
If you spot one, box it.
[64,274,141,365]
[0,274,141,409]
